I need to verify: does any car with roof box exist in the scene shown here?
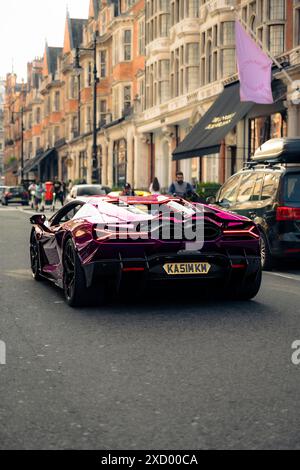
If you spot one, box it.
[209,138,300,269]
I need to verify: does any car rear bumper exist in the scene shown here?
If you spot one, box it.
[82,251,261,289]
[270,236,300,258]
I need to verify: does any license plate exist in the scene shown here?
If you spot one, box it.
[163,262,211,276]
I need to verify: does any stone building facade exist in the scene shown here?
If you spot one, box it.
[3,0,300,189]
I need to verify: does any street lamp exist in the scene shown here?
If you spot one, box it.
[73,33,99,179]
[11,107,25,183]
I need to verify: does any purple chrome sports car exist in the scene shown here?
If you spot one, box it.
[29,195,262,307]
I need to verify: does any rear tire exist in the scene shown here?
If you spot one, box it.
[260,231,273,271]
[30,232,43,281]
[227,268,262,301]
[63,239,103,307]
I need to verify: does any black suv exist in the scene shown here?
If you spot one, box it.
[1,186,29,206]
[211,138,300,269]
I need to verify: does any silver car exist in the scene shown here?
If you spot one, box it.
[65,184,110,204]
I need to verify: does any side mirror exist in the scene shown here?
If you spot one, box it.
[30,214,47,226]
[206,196,216,205]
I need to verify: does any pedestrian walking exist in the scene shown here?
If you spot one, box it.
[149,177,161,195]
[28,182,37,209]
[53,177,64,210]
[67,179,73,194]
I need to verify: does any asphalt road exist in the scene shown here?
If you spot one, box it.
[1,206,300,450]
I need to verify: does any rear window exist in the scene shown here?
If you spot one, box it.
[10,187,25,194]
[77,186,106,196]
[284,173,300,204]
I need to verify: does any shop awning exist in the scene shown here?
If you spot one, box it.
[23,148,56,174]
[172,82,253,161]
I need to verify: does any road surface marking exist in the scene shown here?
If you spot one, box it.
[265,272,300,282]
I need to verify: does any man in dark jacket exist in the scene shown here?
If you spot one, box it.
[168,172,194,198]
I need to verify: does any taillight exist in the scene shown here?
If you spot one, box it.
[276,207,300,221]
[5,192,12,197]
[223,225,260,239]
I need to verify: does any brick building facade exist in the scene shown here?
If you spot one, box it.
[3,0,300,189]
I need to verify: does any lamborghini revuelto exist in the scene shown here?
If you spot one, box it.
[29,195,262,307]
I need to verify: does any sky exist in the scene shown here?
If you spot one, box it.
[0,0,89,81]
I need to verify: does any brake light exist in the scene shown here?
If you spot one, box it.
[122,267,145,272]
[276,207,300,221]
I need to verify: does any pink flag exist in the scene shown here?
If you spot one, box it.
[235,21,273,104]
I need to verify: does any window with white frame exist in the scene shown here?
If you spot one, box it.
[69,76,78,99]
[221,48,235,78]
[54,126,60,143]
[158,60,170,103]
[113,87,120,120]
[186,43,199,92]
[87,62,92,86]
[99,100,107,126]
[146,1,170,44]
[99,51,107,78]
[86,106,92,132]
[36,137,41,152]
[54,91,60,112]
[138,19,146,55]
[138,77,145,111]
[113,32,120,65]
[171,0,200,25]
[146,63,154,107]
[171,46,185,97]
[269,0,285,21]
[123,85,132,112]
[268,24,285,55]
[124,30,132,61]
[71,115,78,137]
[221,22,235,46]
[241,1,286,55]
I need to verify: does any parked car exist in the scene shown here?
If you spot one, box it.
[210,138,300,269]
[1,186,29,206]
[29,195,261,307]
[0,186,7,200]
[65,184,111,204]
